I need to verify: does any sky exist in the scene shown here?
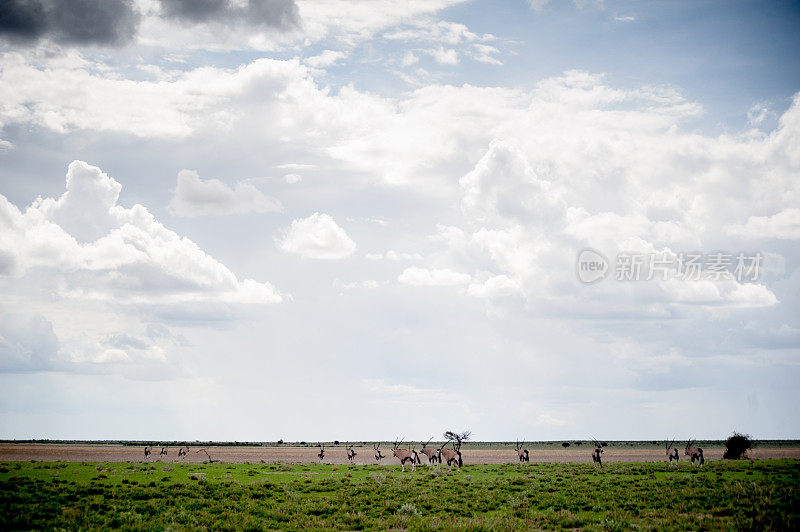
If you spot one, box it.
[0,0,799,442]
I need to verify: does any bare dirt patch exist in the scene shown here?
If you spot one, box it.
[2,444,798,465]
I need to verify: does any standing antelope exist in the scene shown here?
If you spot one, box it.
[144,445,152,458]
[346,444,357,464]
[392,439,420,472]
[591,438,604,468]
[178,447,188,457]
[160,447,168,457]
[684,439,704,467]
[665,439,679,467]
[515,439,530,466]
[373,443,385,463]
[440,430,470,471]
[418,437,441,467]
[317,443,325,463]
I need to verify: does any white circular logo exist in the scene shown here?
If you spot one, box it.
[576,249,608,284]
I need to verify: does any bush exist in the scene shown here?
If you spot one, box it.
[397,503,419,516]
[562,442,570,448]
[724,432,754,460]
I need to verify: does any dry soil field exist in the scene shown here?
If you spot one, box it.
[2,443,798,465]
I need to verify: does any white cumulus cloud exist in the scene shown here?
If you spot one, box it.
[278,213,356,259]
[398,266,472,286]
[0,161,283,305]
[305,50,348,68]
[168,170,282,217]
[428,47,459,65]
[726,209,800,240]
[467,275,521,298]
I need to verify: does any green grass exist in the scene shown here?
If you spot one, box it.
[1,460,797,530]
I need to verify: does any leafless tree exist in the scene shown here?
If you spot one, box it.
[684,439,704,467]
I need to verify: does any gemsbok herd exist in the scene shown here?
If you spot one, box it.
[142,435,708,470]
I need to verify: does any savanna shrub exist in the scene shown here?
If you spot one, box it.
[397,503,419,516]
[724,432,754,460]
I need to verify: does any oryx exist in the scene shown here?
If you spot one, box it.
[591,438,604,468]
[440,430,470,471]
[684,439,704,467]
[177,446,188,458]
[373,443,385,463]
[160,447,168,457]
[346,444,357,464]
[665,439,679,466]
[515,439,530,466]
[144,445,152,458]
[196,448,219,463]
[418,437,441,467]
[317,443,325,463]
[392,439,420,472]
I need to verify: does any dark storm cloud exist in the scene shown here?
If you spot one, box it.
[0,0,139,45]
[0,0,299,47]
[159,0,229,23]
[159,0,300,30]
[0,0,48,40]
[50,0,139,45]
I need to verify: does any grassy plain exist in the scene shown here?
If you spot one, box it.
[1,459,798,530]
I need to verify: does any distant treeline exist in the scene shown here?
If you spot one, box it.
[2,439,799,448]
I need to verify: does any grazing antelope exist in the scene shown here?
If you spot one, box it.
[144,445,152,458]
[684,439,704,467]
[160,447,168,457]
[515,439,530,466]
[196,448,219,463]
[392,439,420,472]
[418,437,441,467]
[346,444,357,464]
[373,443,385,463]
[440,430,470,471]
[591,438,604,468]
[665,439,679,467]
[317,443,325,462]
[177,447,188,457]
